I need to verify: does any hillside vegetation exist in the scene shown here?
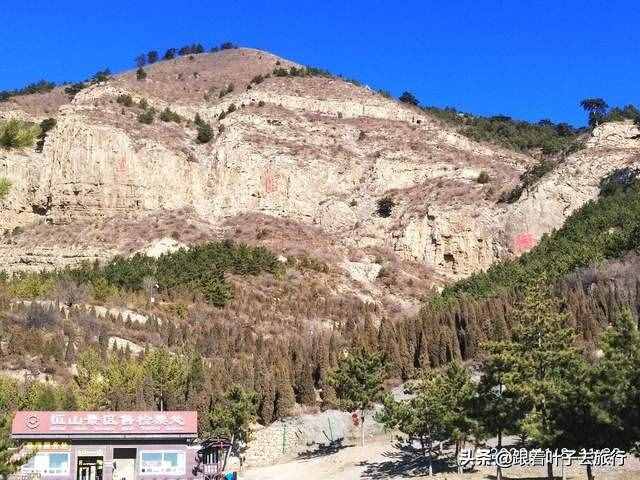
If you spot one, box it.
[424,106,585,155]
[1,45,640,478]
[436,169,640,307]
[7,241,282,306]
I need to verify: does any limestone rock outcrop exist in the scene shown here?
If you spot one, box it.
[2,48,639,282]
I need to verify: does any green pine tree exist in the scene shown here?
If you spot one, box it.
[376,368,449,476]
[328,348,386,446]
[490,281,584,479]
[142,348,184,411]
[204,385,258,467]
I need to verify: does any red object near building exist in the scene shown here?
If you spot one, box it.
[351,412,359,426]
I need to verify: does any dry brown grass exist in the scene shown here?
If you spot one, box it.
[113,48,298,104]
[79,100,194,149]
[222,212,338,260]
[5,208,434,322]
[5,208,220,253]
[0,86,70,117]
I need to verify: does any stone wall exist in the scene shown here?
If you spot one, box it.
[243,409,385,467]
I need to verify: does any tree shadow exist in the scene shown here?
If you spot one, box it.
[485,476,553,480]
[297,438,349,459]
[358,442,458,479]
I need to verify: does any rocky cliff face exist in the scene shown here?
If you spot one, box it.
[504,121,640,252]
[1,48,639,282]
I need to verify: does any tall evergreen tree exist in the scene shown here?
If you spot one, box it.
[0,414,20,477]
[494,282,584,479]
[377,367,450,476]
[274,365,295,420]
[204,385,258,468]
[580,98,609,126]
[329,349,386,446]
[438,363,478,473]
[475,338,527,480]
[142,348,184,411]
[146,50,159,64]
[134,54,146,68]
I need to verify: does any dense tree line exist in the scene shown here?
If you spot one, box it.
[5,241,282,307]
[320,283,640,479]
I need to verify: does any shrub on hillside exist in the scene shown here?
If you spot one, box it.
[91,69,111,84]
[501,158,561,203]
[64,82,86,99]
[218,84,234,98]
[35,117,56,152]
[147,51,159,64]
[0,177,11,201]
[196,121,214,143]
[273,67,288,77]
[116,94,133,107]
[376,196,395,217]
[477,171,490,184]
[136,67,147,81]
[250,74,266,85]
[24,304,58,330]
[54,277,88,307]
[160,108,182,123]
[135,55,146,68]
[0,119,40,149]
[599,167,640,197]
[8,272,55,299]
[399,91,419,106]
[137,109,155,125]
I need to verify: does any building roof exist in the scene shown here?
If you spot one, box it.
[11,411,198,440]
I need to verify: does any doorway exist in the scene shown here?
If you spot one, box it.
[113,448,137,480]
[77,457,103,480]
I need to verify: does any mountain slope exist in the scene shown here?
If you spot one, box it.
[1,47,639,287]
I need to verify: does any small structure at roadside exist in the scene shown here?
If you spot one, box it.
[10,411,202,480]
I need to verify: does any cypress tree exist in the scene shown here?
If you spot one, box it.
[296,362,316,406]
[274,364,295,419]
[328,348,386,446]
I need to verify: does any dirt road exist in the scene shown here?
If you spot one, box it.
[242,436,640,480]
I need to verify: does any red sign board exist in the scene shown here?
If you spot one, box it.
[12,411,198,437]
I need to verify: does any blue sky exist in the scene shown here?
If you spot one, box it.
[1,0,638,126]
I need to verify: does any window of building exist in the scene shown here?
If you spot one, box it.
[21,452,70,475]
[139,451,185,475]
